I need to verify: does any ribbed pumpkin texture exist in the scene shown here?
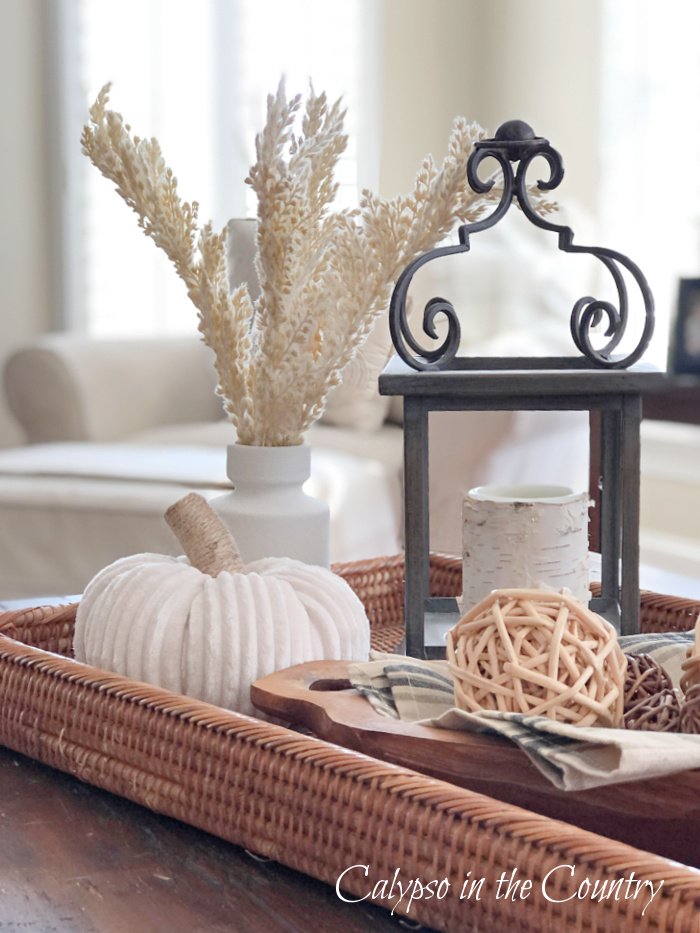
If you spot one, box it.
[73,494,370,715]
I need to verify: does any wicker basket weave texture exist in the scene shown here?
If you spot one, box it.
[1,555,699,933]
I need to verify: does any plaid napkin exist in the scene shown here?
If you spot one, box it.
[618,631,697,687]
[348,632,700,792]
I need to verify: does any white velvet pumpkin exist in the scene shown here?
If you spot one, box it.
[73,494,370,715]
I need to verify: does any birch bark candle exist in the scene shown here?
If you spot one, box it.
[462,484,590,611]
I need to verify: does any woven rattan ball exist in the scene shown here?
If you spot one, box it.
[623,653,674,707]
[446,589,626,727]
[680,617,700,695]
[680,684,700,734]
[680,651,700,695]
[624,689,681,732]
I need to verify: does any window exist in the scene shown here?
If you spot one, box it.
[600,0,700,367]
[51,0,376,336]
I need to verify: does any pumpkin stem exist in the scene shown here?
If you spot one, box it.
[165,493,245,576]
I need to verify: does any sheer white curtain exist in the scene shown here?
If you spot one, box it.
[600,0,700,367]
[51,0,376,336]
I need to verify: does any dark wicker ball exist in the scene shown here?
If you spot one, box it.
[680,683,700,734]
[624,653,674,707]
[624,689,682,733]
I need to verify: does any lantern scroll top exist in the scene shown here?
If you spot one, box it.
[388,119,655,371]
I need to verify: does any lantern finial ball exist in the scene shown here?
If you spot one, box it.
[494,119,536,143]
[489,119,547,162]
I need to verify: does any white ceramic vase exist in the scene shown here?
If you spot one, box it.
[210,443,330,567]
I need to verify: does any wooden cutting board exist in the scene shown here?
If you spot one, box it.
[251,660,700,868]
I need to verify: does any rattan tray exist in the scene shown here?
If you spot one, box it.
[1,555,699,933]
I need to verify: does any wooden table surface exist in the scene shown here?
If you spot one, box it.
[0,746,415,933]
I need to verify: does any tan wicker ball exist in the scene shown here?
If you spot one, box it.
[680,618,700,694]
[446,589,626,727]
[680,683,700,734]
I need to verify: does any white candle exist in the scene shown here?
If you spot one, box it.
[462,484,590,611]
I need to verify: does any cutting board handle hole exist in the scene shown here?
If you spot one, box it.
[309,678,353,692]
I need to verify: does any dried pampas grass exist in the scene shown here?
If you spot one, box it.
[82,80,549,445]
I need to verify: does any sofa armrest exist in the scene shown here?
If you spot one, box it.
[4,333,223,443]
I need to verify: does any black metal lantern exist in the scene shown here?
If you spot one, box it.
[378,120,664,659]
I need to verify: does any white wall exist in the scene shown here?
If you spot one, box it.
[378,0,603,214]
[468,0,603,214]
[378,0,479,197]
[0,0,53,446]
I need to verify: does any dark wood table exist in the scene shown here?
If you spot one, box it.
[642,372,700,424]
[0,746,412,933]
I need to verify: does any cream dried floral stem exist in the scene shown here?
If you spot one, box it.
[82,84,257,440]
[82,80,554,447]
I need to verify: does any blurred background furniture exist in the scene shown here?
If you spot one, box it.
[639,375,700,580]
[0,332,588,599]
[3,340,698,602]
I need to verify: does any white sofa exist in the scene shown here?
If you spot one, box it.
[1,214,604,598]
[0,330,590,599]
[639,419,700,579]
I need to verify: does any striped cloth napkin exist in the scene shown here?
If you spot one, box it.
[348,632,700,791]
